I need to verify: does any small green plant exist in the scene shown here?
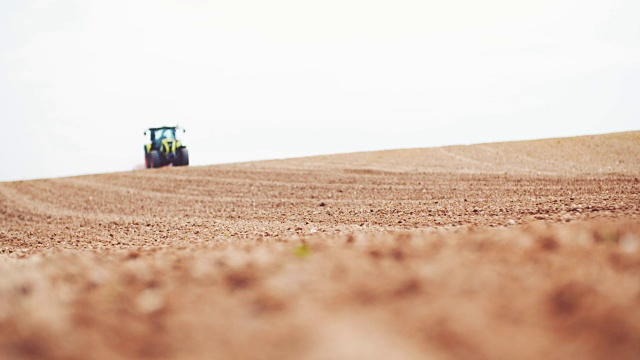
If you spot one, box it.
[294,243,312,258]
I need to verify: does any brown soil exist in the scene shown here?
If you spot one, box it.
[1,131,639,359]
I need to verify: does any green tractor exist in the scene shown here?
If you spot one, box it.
[144,126,189,168]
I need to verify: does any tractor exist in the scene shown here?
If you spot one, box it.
[143,126,189,168]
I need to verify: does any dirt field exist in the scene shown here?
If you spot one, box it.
[1,131,639,359]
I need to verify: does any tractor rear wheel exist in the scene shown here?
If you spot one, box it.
[150,150,161,168]
[144,146,151,168]
[177,148,189,166]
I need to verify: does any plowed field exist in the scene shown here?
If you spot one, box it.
[1,131,639,359]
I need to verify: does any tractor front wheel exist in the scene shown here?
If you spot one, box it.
[150,150,162,168]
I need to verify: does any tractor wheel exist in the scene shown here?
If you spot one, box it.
[150,150,162,168]
[177,148,189,166]
[144,146,151,168]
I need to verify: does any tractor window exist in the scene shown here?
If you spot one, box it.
[153,129,176,140]
[162,129,176,140]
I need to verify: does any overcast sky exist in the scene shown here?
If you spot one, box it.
[1,0,639,181]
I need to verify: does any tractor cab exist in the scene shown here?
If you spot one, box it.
[149,127,177,142]
[143,126,189,168]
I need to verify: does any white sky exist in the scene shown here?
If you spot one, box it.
[1,0,639,181]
